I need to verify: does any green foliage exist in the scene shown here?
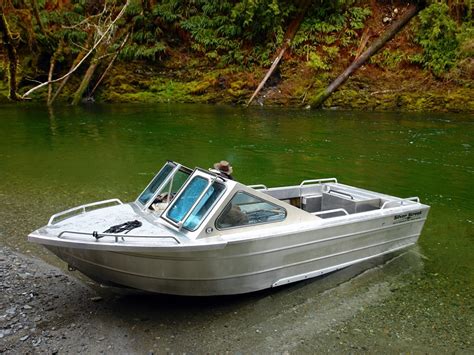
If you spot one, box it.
[307,52,330,71]
[371,49,407,69]
[413,3,460,76]
[292,2,371,72]
[456,21,474,59]
[177,0,296,65]
[348,7,372,30]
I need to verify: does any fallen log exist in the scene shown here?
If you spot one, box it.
[246,0,311,106]
[71,49,102,105]
[311,2,426,108]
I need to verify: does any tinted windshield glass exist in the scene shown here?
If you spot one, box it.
[137,163,174,205]
[182,182,226,231]
[167,176,208,224]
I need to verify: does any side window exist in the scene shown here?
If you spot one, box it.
[216,192,286,229]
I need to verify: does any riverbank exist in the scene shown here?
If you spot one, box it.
[2,59,472,113]
[95,59,474,113]
[1,243,472,353]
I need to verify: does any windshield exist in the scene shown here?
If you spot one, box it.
[158,169,190,201]
[137,163,175,206]
[166,176,226,231]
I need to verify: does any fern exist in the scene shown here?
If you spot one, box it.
[414,3,460,76]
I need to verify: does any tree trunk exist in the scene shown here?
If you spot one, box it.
[311,2,426,108]
[47,43,63,105]
[71,55,100,105]
[0,13,21,101]
[141,0,151,13]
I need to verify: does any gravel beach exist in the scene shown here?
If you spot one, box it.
[1,244,472,354]
[0,246,133,354]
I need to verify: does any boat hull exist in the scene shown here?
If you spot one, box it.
[41,213,427,296]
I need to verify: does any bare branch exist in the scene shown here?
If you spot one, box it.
[21,0,130,99]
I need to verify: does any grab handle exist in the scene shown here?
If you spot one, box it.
[313,208,349,217]
[248,184,268,190]
[381,197,420,209]
[327,189,355,200]
[299,178,338,187]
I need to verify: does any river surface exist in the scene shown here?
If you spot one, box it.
[0,104,473,352]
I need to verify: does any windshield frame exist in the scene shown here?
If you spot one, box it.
[135,161,192,210]
[161,170,226,232]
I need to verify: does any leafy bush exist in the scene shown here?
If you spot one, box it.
[413,3,460,76]
[371,49,407,69]
[307,52,330,71]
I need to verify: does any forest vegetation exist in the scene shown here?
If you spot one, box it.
[0,0,472,112]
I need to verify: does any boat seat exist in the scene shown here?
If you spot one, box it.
[322,191,381,214]
[301,194,322,213]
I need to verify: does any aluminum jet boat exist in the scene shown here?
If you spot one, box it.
[28,161,430,296]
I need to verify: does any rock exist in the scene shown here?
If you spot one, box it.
[23,305,33,310]
[20,335,29,341]
[90,296,103,302]
[6,306,16,315]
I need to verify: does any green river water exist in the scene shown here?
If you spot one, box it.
[0,104,472,352]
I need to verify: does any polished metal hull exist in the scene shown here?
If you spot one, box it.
[36,209,427,296]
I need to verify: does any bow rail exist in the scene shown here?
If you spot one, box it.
[48,199,123,226]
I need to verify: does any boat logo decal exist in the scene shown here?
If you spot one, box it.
[393,210,422,224]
